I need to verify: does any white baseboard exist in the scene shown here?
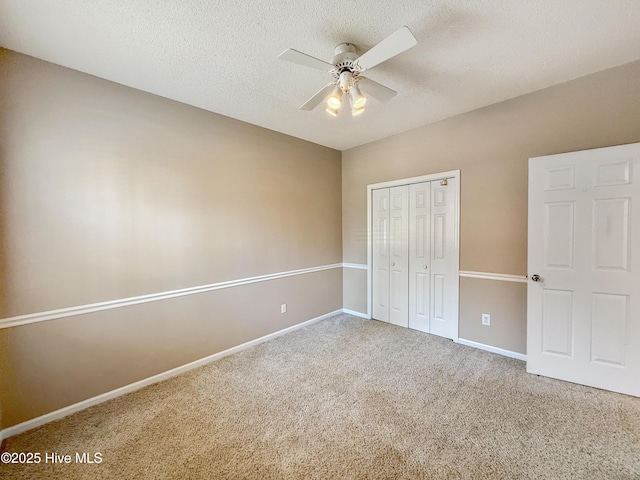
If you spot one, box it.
[0,309,342,441]
[342,308,369,319]
[457,338,526,361]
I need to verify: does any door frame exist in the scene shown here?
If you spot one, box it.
[366,170,461,337]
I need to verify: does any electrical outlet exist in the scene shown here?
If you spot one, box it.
[281,304,287,314]
[482,313,490,326]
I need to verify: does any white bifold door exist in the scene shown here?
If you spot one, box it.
[528,142,640,397]
[372,178,458,340]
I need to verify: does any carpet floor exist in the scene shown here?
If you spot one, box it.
[1,314,639,479]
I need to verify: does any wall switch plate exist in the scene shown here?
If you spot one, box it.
[482,313,490,326]
[281,304,287,314]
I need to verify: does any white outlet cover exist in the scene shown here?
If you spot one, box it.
[482,314,490,326]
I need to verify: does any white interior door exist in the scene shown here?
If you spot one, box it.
[372,188,390,322]
[429,178,459,340]
[409,182,431,332]
[527,143,640,397]
[389,185,409,327]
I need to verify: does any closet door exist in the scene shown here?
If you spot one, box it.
[429,178,459,340]
[389,185,409,327]
[372,188,390,322]
[409,182,431,332]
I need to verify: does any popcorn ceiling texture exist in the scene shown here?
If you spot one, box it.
[3,314,639,479]
[1,1,640,150]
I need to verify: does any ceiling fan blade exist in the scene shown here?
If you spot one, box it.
[358,77,397,103]
[356,26,417,70]
[278,48,334,71]
[299,83,335,110]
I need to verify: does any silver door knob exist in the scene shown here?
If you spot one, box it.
[391,262,395,267]
[531,274,541,282]
[424,265,428,269]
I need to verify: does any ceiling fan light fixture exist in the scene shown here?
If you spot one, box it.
[326,86,343,109]
[325,106,339,116]
[349,85,367,109]
[279,26,417,118]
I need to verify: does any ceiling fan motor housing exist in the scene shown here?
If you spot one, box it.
[330,43,362,91]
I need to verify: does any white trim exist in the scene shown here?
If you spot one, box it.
[459,271,528,283]
[342,263,368,270]
[366,182,372,319]
[366,170,461,191]
[457,338,526,361]
[342,308,369,319]
[0,309,342,440]
[0,263,342,329]
[366,170,461,337]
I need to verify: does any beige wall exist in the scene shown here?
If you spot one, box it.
[342,60,640,352]
[459,278,527,353]
[342,267,367,314]
[0,270,341,427]
[0,49,342,429]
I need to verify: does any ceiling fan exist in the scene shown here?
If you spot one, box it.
[278,26,417,117]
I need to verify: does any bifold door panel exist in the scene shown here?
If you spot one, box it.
[373,178,458,340]
[389,186,409,327]
[409,182,431,331]
[372,188,390,322]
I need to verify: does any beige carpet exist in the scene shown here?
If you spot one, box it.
[2,314,639,479]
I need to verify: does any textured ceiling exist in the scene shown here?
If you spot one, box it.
[1,1,640,151]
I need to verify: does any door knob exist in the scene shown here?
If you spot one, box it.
[391,262,395,267]
[531,274,542,282]
[424,265,428,269]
